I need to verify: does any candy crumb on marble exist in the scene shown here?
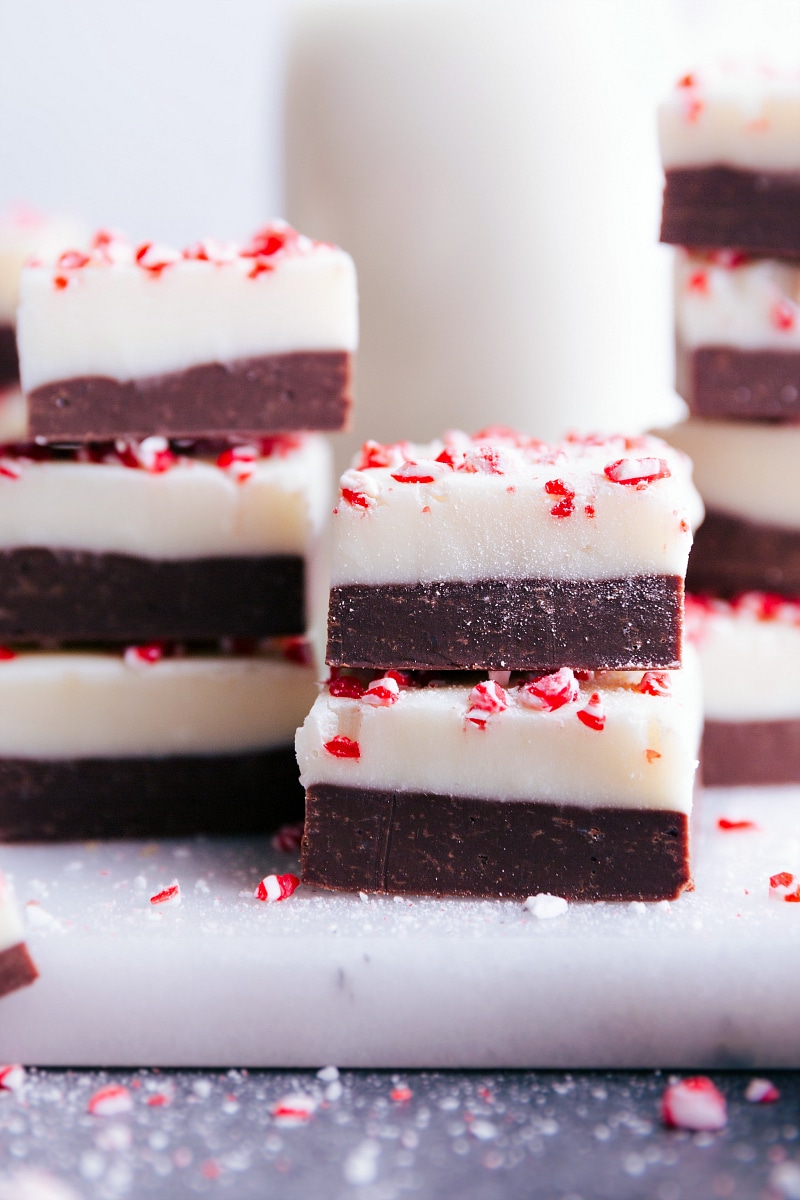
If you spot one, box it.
[745,1077,781,1103]
[255,873,299,902]
[661,1077,727,1131]
[524,894,569,920]
[0,1064,24,1091]
[149,881,181,906]
[87,1084,134,1117]
[769,872,800,901]
[271,1092,318,1126]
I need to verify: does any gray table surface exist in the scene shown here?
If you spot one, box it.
[0,1068,798,1199]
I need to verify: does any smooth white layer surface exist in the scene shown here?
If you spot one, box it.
[18,234,358,392]
[0,435,330,558]
[688,596,800,720]
[661,418,800,529]
[0,388,27,443]
[331,433,702,584]
[676,250,800,350]
[0,651,316,758]
[0,211,87,323]
[0,873,24,952]
[659,66,800,171]
[296,659,702,813]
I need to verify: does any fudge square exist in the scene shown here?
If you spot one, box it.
[0,870,37,999]
[296,657,702,901]
[327,429,702,672]
[659,65,800,256]
[17,224,357,441]
[0,433,329,642]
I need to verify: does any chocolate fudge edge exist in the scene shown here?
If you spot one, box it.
[687,510,800,598]
[703,719,800,786]
[677,341,800,421]
[0,940,38,999]
[661,166,800,255]
[0,324,18,387]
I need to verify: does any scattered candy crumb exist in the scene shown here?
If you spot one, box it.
[255,874,300,903]
[661,1077,727,1131]
[524,894,569,920]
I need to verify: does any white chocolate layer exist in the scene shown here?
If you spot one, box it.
[17,227,358,392]
[0,435,330,558]
[676,250,800,351]
[0,872,25,953]
[687,595,800,721]
[661,418,800,530]
[331,432,702,585]
[0,388,27,443]
[659,66,800,172]
[0,649,316,758]
[296,658,702,813]
[0,209,87,324]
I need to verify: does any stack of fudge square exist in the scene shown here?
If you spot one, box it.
[297,428,704,902]
[658,66,800,786]
[0,219,357,844]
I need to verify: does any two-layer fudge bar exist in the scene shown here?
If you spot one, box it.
[0,639,316,840]
[687,593,800,785]
[0,434,329,641]
[17,224,358,440]
[660,66,800,255]
[0,871,37,999]
[297,657,702,901]
[663,418,800,597]
[327,430,702,671]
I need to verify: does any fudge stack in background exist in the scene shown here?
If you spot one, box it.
[297,429,704,902]
[0,223,357,840]
[659,66,800,786]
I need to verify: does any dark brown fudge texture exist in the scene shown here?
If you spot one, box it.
[303,785,692,902]
[661,166,800,255]
[0,549,304,641]
[327,576,683,671]
[703,719,800,786]
[686,511,800,598]
[0,324,18,386]
[0,748,304,841]
[28,350,352,441]
[0,941,38,999]
[677,342,800,421]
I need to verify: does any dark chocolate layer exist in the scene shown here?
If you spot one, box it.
[686,510,800,598]
[327,576,683,671]
[0,548,304,641]
[0,747,304,841]
[28,350,352,441]
[303,784,691,901]
[703,719,800,786]
[677,343,800,421]
[661,166,800,255]
[0,324,18,387]
[0,940,38,999]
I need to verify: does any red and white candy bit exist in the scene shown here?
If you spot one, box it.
[271,1092,317,1126]
[0,647,16,661]
[745,1077,780,1104]
[324,736,361,759]
[638,671,671,697]
[150,881,181,907]
[124,642,165,669]
[390,459,451,484]
[135,435,177,474]
[661,1077,727,1131]
[390,1085,413,1103]
[771,299,797,333]
[362,675,401,707]
[135,241,182,275]
[340,468,378,509]
[577,692,606,732]
[271,822,304,854]
[255,873,300,903]
[465,680,508,729]
[57,249,91,272]
[88,1084,134,1117]
[328,674,366,699]
[544,478,576,518]
[215,442,259,483]
[519,668,579,713]
[604,458,671,488]
[0,1064,25,1092]
[183,238,238,265]
[769,872,800,901]
[0,458,21,481]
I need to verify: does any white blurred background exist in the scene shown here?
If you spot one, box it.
[1,0,799,452]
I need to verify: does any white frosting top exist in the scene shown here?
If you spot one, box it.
[0,434,330,558]
[0,872,25,952]
[0,645,316,758]
[675,249,800,351]
[687,593,800,720]
[17,224,358,392]
[659,64,800,172]
[330,430,702,585]
[661,418,800,529]
[0,207,88,324]
[296,655,702,813]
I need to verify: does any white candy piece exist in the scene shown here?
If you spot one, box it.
[331,432,702,585]
[524,894,569,920]
[296,656,702,814]
[0,208,87,325]
[0,648,316,758]
[17,225,358,393]
[675,250,800,352]
[659,64,800,172]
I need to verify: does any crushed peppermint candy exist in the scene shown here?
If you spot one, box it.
[149,881,181,907]
[524,894,569,920]
[271,822,304,854]
[661,1077,727,1131]
[519,668,579,712]
[255,873,300,903]
[576,692,606,731]
[465,680,508,729]
[362,675,401,707]
[0,1064,25,1092]
[769,872,800,901]
[745,1077,781,1103]
[324,736,361,759]
[604,457,671,487]
[271,1092,318,1126]
[87,1084,134,1117]
[638,671,670,697]
[717,818,758,832]
[123,642,165,669]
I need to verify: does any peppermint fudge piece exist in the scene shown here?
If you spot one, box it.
[327,430,702,671]
[0,433,329,641]
[663,418,800,597]
[0,871,37,999]
[17,225,357,440]
[660,66,800,255]
[0,639,316,840]
[687,593,800,785]
[297,657,702,901]
[0,207,87,386]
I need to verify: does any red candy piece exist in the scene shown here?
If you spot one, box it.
[771,300,796,332]
[135,242,181,275]
[0,1065,24,1092]
[56,249,91,271]
[150,882,181,906]
[88,1085,134,1117]
[0,648,16,661]
[686,270,708,294]
[328,675,366,699]
[390,1086,413,1103]
[324,736,361,759]
[604,458,671,487]
[255,873,299,902]
[466,679,508,729]
[341,487,371,508]
[520,668,579,712]
[390,460,445,484]
[271,822,305,854]
[717,818,757,832]
[124,642,165,668]
[638,671,671,697]
[362,676,401,707]
[661,1077,727,1131]
[577,693,605,731]
[745,1078,780,1104]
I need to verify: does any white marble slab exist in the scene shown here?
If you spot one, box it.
[0,786,798,1069]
